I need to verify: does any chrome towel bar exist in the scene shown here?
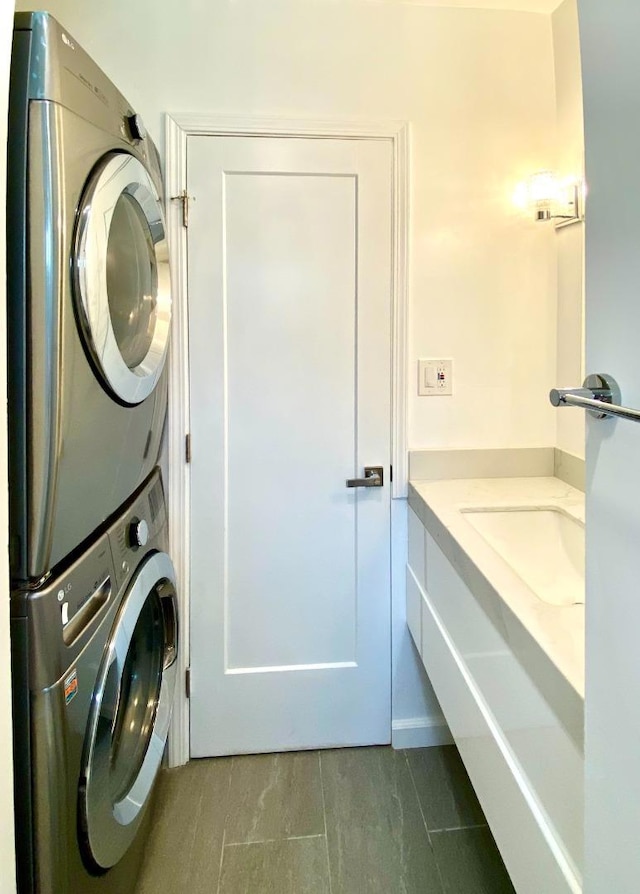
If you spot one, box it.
[549,373,640,422]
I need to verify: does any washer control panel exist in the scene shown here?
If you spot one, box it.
[12,533,116,688]
[128,517,149,549]
[108,472,166,588]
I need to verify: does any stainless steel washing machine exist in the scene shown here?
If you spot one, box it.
[11,468,178,894]
[7,12,172,584]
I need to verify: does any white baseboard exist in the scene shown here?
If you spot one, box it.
[391,716,453,749]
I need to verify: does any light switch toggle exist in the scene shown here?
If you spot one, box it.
[418,358,453,396]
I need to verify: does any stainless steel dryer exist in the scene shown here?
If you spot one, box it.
[7,12,172,584]
[11,468,178,894]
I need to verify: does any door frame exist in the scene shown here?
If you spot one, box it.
[164,113,409,767]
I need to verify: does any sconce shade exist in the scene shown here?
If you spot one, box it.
[518,170,583,225]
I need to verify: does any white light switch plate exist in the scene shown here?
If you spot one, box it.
[418,358,453,396]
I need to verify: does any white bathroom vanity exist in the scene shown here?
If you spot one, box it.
[407,475,584,894]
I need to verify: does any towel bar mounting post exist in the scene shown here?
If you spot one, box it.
[550,373,640,423]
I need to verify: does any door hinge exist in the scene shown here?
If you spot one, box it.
[390,465,393,483]
[185,667,191,699]
[170,189,194,228]
[185,433,191,464]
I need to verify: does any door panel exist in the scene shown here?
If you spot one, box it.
[188,135,392,756]
[225,172,356,670]
[579,5,640,891]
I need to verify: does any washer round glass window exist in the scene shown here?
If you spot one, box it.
[81,552,179,871]
[75,153,171,405]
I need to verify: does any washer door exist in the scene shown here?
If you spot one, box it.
[74,152,171,405]
[80,551,178,871]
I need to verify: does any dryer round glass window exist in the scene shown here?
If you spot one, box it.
[74,152,171,405]
[80,551,178,871]
[106,192,158,371]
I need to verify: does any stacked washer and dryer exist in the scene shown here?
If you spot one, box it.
[7,12,179,894]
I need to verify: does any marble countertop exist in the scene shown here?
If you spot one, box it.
[408,477,585,713]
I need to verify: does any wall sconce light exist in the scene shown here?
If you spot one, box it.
[514,171,584,226]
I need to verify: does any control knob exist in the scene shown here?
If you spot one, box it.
[128,517,149,549]
[126,113,146,142]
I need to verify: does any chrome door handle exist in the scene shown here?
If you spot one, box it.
[550,373,640,422]
[346,466,384,488]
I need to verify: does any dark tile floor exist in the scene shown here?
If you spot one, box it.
[136,745,515,894]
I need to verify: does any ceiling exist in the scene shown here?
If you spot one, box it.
[360,0,562,11]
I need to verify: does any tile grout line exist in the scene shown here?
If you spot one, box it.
[215,755,236,894]
[318,751,334,894]
[215,828,227,894]
[430,822,489,835]
[403,750,447,894]
[136,773,178,885]
[224,834,326,848]
[183,771,207,876]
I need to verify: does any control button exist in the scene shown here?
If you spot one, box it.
[128,517,149,548]
[126,113,146,142]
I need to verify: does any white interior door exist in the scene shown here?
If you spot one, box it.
[187,134,392,756]
[579,5,640,891]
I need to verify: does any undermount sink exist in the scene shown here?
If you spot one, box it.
[461,507,585,607]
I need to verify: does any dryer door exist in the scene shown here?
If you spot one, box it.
[74,152,171,405]
[80,551,178,871]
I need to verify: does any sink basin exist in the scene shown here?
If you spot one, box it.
[461,507,584,607]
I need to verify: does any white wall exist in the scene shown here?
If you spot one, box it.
[552,0,585,459]
[0,2,17,891]
[22,0,560,738]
